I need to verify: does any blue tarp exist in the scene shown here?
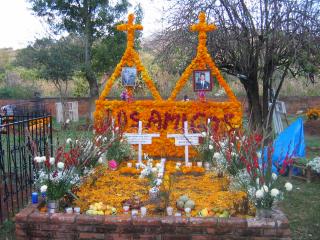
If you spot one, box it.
[272,117,306,174]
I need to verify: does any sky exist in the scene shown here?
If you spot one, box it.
[0,0,167,50]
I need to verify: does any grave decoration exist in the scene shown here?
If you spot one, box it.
[17,12,293,240]
[94,12,242,158]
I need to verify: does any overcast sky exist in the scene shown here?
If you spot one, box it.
[0,0,167,49]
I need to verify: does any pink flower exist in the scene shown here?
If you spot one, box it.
[108,160,118,170]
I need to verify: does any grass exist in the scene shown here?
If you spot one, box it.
[280,177,320,240]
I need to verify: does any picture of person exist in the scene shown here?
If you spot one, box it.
[122,67,137,86]
[193,70,212,91]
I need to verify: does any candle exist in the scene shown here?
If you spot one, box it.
[160,158,166,165]
[166,207,173,216]
[131,209,138,216]
[127,162,132,168]
[135,163,140,169]
[187,162,192,167]
[140,207,147,217]
[65,207,73,214]
[123,205,130,214]
[31,192,38,204]
[174,212,181,217]
[197,162,203,167]
[204,162,210,170]
[74,207,81,214]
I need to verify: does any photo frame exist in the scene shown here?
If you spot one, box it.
[193,70,213,92]
[122,67,137,87]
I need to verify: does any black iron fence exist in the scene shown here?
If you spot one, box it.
[0,115,53,224]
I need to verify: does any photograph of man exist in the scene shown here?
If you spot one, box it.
[194,70,212,91]
[122,67,137,86]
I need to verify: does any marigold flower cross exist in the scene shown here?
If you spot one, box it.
[117,14,143,49]
[190,12,217,48]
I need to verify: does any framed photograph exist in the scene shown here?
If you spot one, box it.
[122,67,137,87]
[193,70,212,92]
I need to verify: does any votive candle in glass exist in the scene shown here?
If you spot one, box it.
[123,205,130,214]
[74,207,81,214]
[65,207,73,214]
[127,162,132,168]
[131,209,138,216]
[197,162,203,167]
[166,207,173,216]
[140,207,147,217]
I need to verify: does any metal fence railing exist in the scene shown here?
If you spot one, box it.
[0,114,53,224]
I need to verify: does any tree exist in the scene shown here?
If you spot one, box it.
[28,0,130,116]
[158,0,320,128]
[16,37,82,125]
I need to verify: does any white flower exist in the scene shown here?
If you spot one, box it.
[256,178,260,185]
[176,162,182,167]
[155,179,162,186]
[209,145,214,150]
[272,173,278,181]
[270,188,280,197]
[49,157,55,165]
[34,156,42,163]
[157,172,163,178]
[255,189,264,199]
[156,163,161,168]
[151,167,157,173]
[201,132,206,137]
[40,156,46,162]
[66,138,72,144]
[98,157,104,164]
[213,152,221,159]
[256,152,262,159]
[65,119,70,124]
[284,182,293,191]
[40,185,47,193]
[262,185,269,193]
[57,162,65,169]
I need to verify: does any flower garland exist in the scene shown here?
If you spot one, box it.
[99,14,162,101]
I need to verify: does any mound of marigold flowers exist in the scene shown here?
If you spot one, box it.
[74,161,252,217]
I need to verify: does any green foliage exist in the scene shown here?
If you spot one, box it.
[0,85,34,99]
[28,0,132,98]
[92,27,127,74]
[73,72,89,97]
[28,0,130,39]
[106,139,133,164]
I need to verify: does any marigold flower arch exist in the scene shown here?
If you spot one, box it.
[94,12,242,158]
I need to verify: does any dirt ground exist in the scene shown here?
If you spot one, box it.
[304,120,320,136]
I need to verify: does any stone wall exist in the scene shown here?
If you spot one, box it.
[15,204,291,240]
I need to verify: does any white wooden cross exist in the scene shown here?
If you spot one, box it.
[124,121,160,164]
[167,121,202,165]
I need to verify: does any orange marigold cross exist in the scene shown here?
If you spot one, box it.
[117,14,143,49]
[190,12,217,48]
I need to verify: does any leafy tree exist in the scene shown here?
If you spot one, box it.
[159,0,320,128]
[28,0,130,116]
[16,37,82,123]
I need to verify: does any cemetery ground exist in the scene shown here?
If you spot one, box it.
[0,116,320,240]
